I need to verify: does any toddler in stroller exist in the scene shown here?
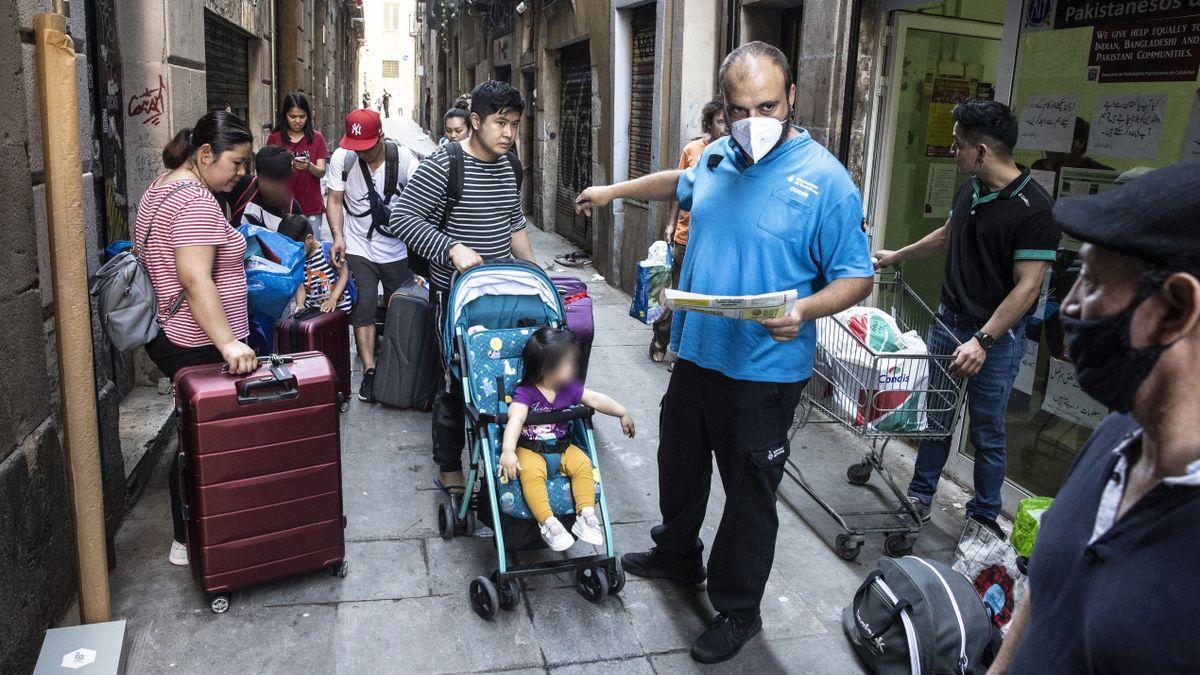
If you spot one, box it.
[499,327,635,551]
[438,259,629,618]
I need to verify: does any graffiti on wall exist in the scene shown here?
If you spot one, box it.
[92,0,131,242]
[127,74,167,126]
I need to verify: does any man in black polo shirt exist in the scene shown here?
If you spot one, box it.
[875,99,1059,534]
[990,161,1200,673]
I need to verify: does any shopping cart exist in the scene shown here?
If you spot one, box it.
[784,270,967,561]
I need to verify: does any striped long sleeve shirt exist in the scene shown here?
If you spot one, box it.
[384,143,526,290]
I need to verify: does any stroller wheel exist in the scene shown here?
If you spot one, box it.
[576,566,609,604]
[461,507,477,537]
[609,558,627,596]
[468,576,499,620]
[437,502,455,540]
[491,571,520,611]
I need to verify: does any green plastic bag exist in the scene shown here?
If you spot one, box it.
[1011,496,1053,558]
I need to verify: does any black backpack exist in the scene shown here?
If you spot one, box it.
[341,138,410,239]
[408,141,523,279]
[843,556,1002,675]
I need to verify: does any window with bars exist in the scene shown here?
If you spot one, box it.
[382,60,400,78]
[384,3,403,31]
[628,5,656,180]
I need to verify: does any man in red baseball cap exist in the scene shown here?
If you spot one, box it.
[326,107,421,402]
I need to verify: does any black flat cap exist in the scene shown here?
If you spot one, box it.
[1053,161,1200,265]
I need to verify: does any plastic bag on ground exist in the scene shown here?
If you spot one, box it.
[1011,496,1053,558]
[952,517,1028,636]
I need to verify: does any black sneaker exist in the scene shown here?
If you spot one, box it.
[621,549,706,586]
[358,369,376,402]
[898,496,932,523]
[970,514,1007,541]
[691,614,762,664]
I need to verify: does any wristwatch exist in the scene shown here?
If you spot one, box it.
[973,331,996,350]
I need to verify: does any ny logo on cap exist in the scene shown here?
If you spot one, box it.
[352,123,363,135]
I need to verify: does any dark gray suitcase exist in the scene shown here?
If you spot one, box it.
[373,278,438,410]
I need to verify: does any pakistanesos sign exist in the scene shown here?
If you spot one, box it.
[1055,0,1200,29]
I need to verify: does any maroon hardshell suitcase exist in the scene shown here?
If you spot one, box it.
[276,307,352,412]
[174,353,346,613]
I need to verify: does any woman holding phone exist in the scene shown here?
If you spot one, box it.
[268,92,329,239]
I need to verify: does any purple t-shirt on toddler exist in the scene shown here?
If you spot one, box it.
[511,379,584,443]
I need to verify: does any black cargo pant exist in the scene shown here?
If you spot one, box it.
[652,359,806,620]
[430,288,467,473]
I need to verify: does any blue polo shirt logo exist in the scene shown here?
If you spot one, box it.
[786,174,820,204]
[672,133,875,383]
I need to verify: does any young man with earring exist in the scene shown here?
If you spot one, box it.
[874,99,1060,537]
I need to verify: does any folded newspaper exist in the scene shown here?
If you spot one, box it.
[664,289,797,320]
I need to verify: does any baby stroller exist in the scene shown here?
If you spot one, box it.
[436,259,624,619]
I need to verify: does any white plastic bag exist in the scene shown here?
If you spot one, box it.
[818,307,930,432]
[952,517,1028,636]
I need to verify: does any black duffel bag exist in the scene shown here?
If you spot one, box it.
[843,555,1002,674]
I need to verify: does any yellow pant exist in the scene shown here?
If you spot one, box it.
[516,444,594,524]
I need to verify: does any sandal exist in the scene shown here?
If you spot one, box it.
[648,337,668,363]
[554,250,593,268]
[435,472,466,496]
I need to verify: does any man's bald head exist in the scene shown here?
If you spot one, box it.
[719,41,793,100]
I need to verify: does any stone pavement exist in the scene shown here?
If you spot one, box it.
[73,120,978,673]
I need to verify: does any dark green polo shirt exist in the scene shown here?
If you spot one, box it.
[940,167,1059,321]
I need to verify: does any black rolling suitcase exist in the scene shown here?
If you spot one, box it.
[373,277,438,410]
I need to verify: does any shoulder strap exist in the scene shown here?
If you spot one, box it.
[383,140,400,200]
[506,150,523,190]
[138,181,194,252]
[342,150,358,182]
[438,142,465,233]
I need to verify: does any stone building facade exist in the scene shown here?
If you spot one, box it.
[0,1,361,671]
[417,0,862,294]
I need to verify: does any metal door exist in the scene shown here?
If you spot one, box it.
[204,12,250,122]
[628,5,656,180]
[555,41,592,250]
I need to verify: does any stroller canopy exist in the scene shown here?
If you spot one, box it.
[443,260,566,365]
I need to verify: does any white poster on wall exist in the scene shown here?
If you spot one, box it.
[923,164,958,219]
[1089,93,1167,159]
[1182,93,1200,162]
[1042,357,1107,429]
[1017,94,1078,153]
[1014,338,1040,396]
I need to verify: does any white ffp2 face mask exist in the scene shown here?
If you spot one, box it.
[731,116,785,163]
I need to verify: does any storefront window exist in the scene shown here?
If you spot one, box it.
[985,3,1200,496]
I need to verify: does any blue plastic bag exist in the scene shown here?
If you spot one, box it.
[104,240,132,260]
[238,223,305,322]
[629,245,672,325]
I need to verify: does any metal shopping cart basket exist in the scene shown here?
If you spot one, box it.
[784,270,966,562]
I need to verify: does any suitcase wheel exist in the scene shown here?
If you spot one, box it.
[329,560,349,578]
[209,594,230,614]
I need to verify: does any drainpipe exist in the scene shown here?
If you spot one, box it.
[35,3,112,623]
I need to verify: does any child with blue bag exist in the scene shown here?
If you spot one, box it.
[278,215,356,312]
[499,327,636,551]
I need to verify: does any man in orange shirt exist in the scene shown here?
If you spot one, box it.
[651,99,728,364]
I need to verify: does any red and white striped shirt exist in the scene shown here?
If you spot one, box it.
[135,178,248,348]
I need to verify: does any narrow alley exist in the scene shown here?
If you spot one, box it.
[71,119,973,673]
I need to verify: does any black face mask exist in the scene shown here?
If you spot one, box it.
[1059,290,1170,414]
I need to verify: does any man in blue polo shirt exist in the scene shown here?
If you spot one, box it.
[576,42,873,664]
[991,162,1200,673]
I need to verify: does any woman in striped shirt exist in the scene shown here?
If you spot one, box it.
[137,111,256,566]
